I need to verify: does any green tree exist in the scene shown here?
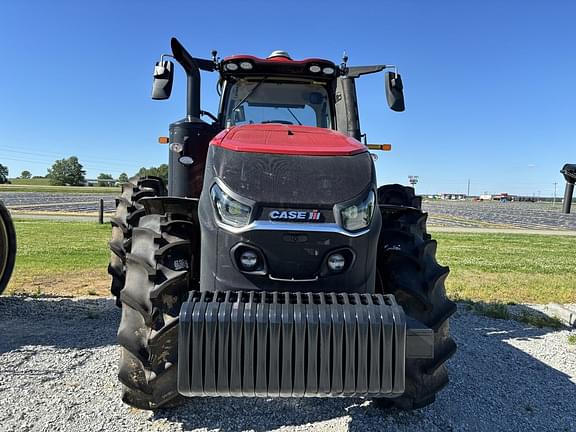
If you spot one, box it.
[97,173,113,187]
[0,164,9,184]
[20,170,32,179]
[135,164,168,184]
[118,172,129,183]
[46,156,86,186]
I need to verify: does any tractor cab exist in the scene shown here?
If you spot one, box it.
[152,38,405,143]
[151,39,405,197]
[218,51,338,128]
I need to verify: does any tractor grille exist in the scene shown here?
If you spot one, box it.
[178,291,429,398]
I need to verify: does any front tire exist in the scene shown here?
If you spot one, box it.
[117,205,197,409]
[108,176,166,305]
[374,185,456,410]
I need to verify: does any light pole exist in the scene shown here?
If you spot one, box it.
[553,182,557,206]
[408,175,419,191]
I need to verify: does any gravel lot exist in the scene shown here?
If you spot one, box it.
[0,296,574,432]
[0,192,116,213]
[3,192,576,232]
[423,200,576,230]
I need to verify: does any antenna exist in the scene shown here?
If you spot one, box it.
[211,50,219,69]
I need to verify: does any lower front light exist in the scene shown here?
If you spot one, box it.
[327,253,346,272]
[239,250,259,271]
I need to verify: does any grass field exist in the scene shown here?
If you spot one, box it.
[4,220,576,304]
[433,232,576,304]
[10,178,53,186]
[6,219,111,297]
[1,181,119,194]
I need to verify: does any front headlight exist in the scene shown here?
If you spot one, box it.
[210,183,252,227]
[339,190,375,231]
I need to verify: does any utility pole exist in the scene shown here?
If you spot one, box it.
[467,179,470,197]
[553,182,558,206]
[408,175,419,191]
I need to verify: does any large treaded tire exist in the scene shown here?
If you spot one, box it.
[117,208,198,410]
[374,185,456,410]
[377,183,422,209]
[108,176,166,305]
[0,201,16,294]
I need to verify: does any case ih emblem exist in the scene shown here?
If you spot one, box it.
[269,210,322,221]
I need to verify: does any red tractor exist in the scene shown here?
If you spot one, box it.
[108,38,455,410]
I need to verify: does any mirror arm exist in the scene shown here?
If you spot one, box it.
[346,65,398,78]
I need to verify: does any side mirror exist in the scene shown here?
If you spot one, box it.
[151,60,174,100]
[385,72,405,112]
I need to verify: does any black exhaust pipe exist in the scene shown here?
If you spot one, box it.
[171,38,201,118]
[167,38,218,197]
[561,164,576,214]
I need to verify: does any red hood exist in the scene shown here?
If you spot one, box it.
[211,124,367,156]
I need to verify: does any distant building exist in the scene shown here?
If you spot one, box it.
[440,193,467,200]
[85,178,116,187]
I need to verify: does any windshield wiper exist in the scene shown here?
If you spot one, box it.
[232,77,267,112]
[286,108,303,125]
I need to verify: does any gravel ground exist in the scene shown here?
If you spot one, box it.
[3,193,576,232]
[0,297,574,432]
[0,192,116,213]
[423,201,576,230]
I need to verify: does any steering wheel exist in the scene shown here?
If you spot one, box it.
[261,120,294,125]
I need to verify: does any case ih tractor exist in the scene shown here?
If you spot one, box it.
[108,38,456,411]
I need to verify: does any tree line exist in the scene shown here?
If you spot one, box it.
[0,158,168,186]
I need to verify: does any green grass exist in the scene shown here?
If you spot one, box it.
[10,178,52,186]
[434,233,576,304]
[4,221,576,304]
[568,334,576,345]
[6,219,111,297]
[0,183,119,194]
[13,219,110,272]
[517,312,563,329]
[464,302,563,328]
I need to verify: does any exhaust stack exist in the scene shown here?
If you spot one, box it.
[561,164,576,214]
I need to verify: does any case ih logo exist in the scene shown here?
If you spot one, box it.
[269,210,322,222]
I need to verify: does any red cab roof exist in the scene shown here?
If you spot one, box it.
[211,124,367,156]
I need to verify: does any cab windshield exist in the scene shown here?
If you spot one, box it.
[224,80,331,128]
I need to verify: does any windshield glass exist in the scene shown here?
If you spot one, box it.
[224,80,331,128]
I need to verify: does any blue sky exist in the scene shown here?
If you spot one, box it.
[1,0,574,196]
